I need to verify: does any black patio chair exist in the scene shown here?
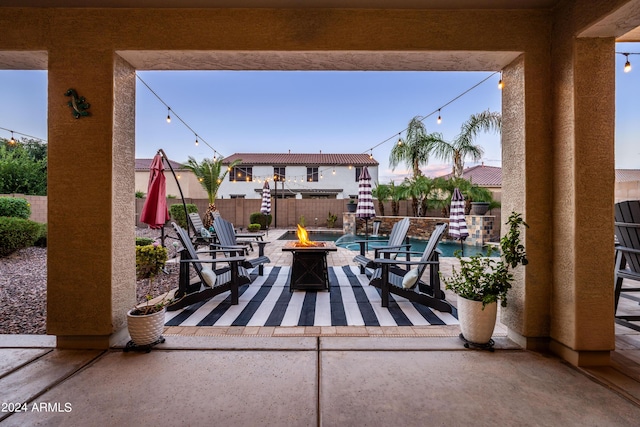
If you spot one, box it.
[212,216,270,275]
[367,222,454,313]
[166,222,251,311]
[352,217,411,274]
[614,200,640,331]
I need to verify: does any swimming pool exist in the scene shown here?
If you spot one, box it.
[277,231,497,257]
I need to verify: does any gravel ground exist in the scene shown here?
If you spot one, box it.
[0,227,181,335]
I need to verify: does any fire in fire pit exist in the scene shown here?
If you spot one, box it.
[295,224,325,247]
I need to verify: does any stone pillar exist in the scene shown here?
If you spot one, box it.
[47,39,136,349]
[343,213,355,235]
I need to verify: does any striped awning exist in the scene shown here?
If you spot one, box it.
[448,188,469,240]
[355,166,376,220]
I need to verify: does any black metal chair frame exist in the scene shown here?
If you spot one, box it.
[614,200,640,331]
[368,223,454,314]
[166,222,250,311]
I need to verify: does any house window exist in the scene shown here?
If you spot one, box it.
[230,166,252,182]
[229,194,246,199]
[274,167,286,182]
[307,167,319,182]
[355,167,363,182]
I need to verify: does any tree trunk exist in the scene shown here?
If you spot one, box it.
[203,203,217,228]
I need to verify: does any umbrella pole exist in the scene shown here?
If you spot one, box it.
[157,149,190,238]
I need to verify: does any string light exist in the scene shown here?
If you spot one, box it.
[9,131,15,145]
[624,53,632,73]
[397,133,402,146]
[195,137,199,146]
[498,72,504,90]
[437,109,442,124]
[166,107,171,123]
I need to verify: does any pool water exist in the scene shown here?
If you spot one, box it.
[277,231,497,257]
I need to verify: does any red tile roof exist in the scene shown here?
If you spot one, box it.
[441,164,502,187]
[135,158,186,171]
[221,153,379,166]
[616,169,640,182]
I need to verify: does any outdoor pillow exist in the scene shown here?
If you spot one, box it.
[201,228,211,238]
[200,267,217,287]
[402,268,420,289]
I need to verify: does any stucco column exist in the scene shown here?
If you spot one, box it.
[47,42,136,348]
[501,52,555,352]
[548,37,615,365]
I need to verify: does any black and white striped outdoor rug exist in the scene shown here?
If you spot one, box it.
[165,266,459,328]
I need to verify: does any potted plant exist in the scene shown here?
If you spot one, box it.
[442,212,528,348]
[126,242,170,349]
[346,199,357,213]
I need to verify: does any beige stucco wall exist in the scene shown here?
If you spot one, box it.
[2,2,638,361]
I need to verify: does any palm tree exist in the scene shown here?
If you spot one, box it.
[398,175,434,217]
[388,181,403,216]
[389,116,445,178]
[184,156,241,228]
[372,183,391,216]
[431,110,502,179]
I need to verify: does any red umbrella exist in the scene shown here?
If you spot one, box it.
[140,154,169,229]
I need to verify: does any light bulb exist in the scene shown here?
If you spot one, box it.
[624,58,632,73]
[437,111,442,124]
[166,108,171,123]
[9,131,15,145]
[195,138,199,146]
[498,77,504,90]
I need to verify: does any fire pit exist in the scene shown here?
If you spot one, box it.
[282,225,337,291]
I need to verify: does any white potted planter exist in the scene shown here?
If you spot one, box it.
[127,307,166,346]
[457,296,497,344]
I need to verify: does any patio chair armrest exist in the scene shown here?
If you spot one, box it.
[615,222,640,229]
[376,249,422,256]
[180,256,246,264]
[373,243,411,256]
[207,244,247,250]
[616,246,640,255]
[373,258,439,266]
[195,248,242,255]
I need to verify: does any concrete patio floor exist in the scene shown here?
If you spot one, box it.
[3,227,640,425]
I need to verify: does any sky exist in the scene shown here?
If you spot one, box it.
[0,42,638,185]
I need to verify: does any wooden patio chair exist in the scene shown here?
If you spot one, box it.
[166,222,251,311]
[614,200,640,331]
[367,222,454,313]
[188,212,216,248]
[353,217,411,274]
[212,216,270,275]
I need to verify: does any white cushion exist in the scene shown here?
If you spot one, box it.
[201,228,211,238]
[402,268,420,289]
[200,268,217,287]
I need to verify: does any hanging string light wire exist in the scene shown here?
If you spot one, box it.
[0,126,47,143]
[363,71,499,155]
[136,74,225,159]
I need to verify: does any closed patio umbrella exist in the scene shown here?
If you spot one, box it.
[260,181,271,215]
[356,166,376,246]
[449,187,469,253]
[140,154,169,243]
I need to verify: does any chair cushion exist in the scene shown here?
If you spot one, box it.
[200,267,217,287]
[402,268,420,289]
[201,228,211,238]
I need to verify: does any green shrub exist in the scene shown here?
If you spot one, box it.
[34,222,47,247]
[249,212,272,230]
[0,216,41,257]
[0,197,31,219]
[135,190,145,198]
[247,223,261,232]
[168,203,198,229]
[136,237,155,246]
[135,244,168,281]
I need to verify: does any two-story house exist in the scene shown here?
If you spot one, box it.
[219,153,379,200]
